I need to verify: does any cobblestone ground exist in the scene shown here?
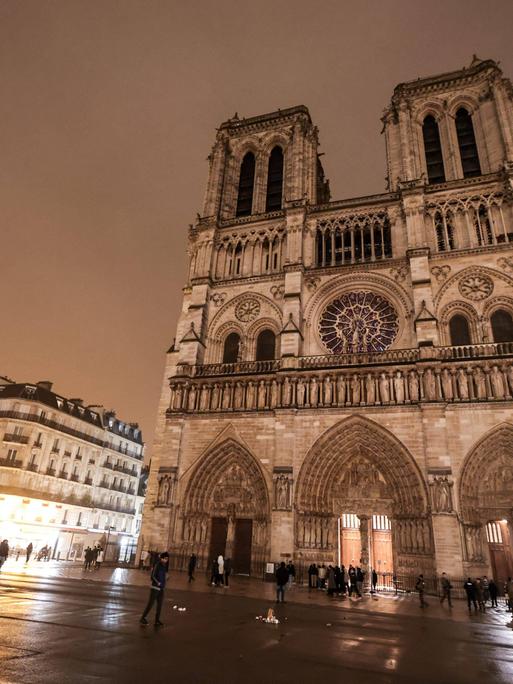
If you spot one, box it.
[0,560,512,683]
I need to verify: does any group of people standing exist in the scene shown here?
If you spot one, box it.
[307,563,371,597]
[210,554,232,586]
[83,545,104,571]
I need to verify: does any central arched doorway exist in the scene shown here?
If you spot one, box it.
[295,416,433,583]
[180,438,271,577]
[459,425,513,585]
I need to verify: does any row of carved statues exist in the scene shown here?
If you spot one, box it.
[169,362,513,412]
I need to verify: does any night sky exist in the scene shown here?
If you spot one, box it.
[2,0,512,455]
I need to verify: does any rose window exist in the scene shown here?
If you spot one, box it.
[318,291,399,354]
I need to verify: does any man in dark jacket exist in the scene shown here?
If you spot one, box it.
[188,554,196,583]
[464,577,477,612]
[0,539,9,569]
[224,557,232,587]
[140,552,169,626]
[440,572,452,607]
[275,562,289,603]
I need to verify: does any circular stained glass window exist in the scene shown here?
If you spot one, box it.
[318,291,399,354]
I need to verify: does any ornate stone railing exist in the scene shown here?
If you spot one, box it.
[183,342,513,380]
[168,355,513,414]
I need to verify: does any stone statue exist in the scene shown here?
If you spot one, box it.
[211,383,220,410]
[393,370,404,403]
[365,373,375,404]
[173,384,183,410]
[379,372,390,403]
[246,381,255,409]
[297,378,306,406]
[222,383,232,410]
[424,369,436,401]
[323,375,333,405]
[188,384,197,411]
[457,368,469,400]
[506,366,513,396]
[310,377,318,407]
[336,374,346,405]
[432,476,452,512]
[351,374,361,405]
[473,366,486,399]
[257,380,267,409]
[276,476,289,509]
[282,377,292,406]
[408,371,419,401]
[234,381,244,409]
[200,385,210,411]
[158,477,170,505]
[441,368,453,400]
[490,365,505,399]
[270,380,279,408]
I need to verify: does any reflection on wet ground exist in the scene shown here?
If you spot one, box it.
[0,561,512,683]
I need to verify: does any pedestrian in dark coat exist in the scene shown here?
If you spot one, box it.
[0,539,9,569]
[464,577,478,612]
[188,554,197,582]
[440,572,452,607]
[371,569,378,593]
[140,552,169,626]
[224,557,231,587]
[489,579,498,607]
[275,562,289,603]
[416,574,428,607]
[26,543,33,563]
[210,558,219,585]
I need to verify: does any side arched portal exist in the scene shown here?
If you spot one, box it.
[459,425,513,582]
[295,416,433,576]
[179,438,271,576]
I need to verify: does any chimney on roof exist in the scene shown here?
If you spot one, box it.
[37,380,53,391]
[69,398,84,406]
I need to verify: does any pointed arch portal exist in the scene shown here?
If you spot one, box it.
[180,438,270,576]
[295,416,433,576]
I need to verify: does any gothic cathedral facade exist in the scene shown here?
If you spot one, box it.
[141,57,513,583]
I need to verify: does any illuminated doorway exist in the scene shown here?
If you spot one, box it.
[485,521,513,585]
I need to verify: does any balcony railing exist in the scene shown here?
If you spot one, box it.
[26,463,39,472]
[58,470,68,479]
[84,477,93,486]
[70,474,79,482]
[3,433,29,444]
[33,441,43,449]
[0,411,143,460]
[193,359,281,378]
[46,467,56,476]
[103,461,114,469]
[0,457,22,468]
[63,450,72,457]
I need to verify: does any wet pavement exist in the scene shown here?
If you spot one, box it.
[0,561,512,683]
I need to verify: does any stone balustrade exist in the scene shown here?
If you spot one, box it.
[168,355,513,414]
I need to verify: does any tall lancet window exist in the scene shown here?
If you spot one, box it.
[455,108,481,178]
[422,115,445,184]
[236,152,256,217]
[265,146,284,212]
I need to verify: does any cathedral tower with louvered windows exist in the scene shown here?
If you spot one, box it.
[141,58,513,587]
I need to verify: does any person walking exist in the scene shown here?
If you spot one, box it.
[348,565,356,595]
[25,542,33,564]
[327,565,336,597]
[0,539,9,570]
[482,576,490,605]
[356,566,364,597]
[96,547,104,570]
[489,578,498,608]
[474,578,486,612]
[464,577,478,613]
[440,572,452,607]
[308,564,315,589]
[371,569,378,593]
[286,561,296,588]
[416,573,428,608]
[224,557,231,587]
[188,553,197,583]
[217,554,225,586]
[275,561,289,603]
[140,552,169,626]
[318,564,327,589]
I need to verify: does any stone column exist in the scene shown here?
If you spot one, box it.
[225,509,236,559]
[358,515,371,589]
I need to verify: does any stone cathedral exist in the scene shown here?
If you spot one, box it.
[140,57,513,584]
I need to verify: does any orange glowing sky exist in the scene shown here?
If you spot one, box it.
[2,0,513,456]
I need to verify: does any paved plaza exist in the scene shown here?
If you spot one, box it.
[0,562,512,683]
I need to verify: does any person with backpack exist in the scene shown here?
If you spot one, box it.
[416,573,428,607]
[140,551,169,626]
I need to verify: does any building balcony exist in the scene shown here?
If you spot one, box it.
[3,433,29,444]
[46,467,56,476]
[58,470,68,479]
[63,450,72,457]
[0,457,22,468]
[33,440,43,449]
[0,410,143,460]
[74,454,82,461]
[69,474,79,482]
[84,477,93,486]
[51,446,60,454]
[26,462,39,472]
[103,461,114,469]
[127,488,136,496]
